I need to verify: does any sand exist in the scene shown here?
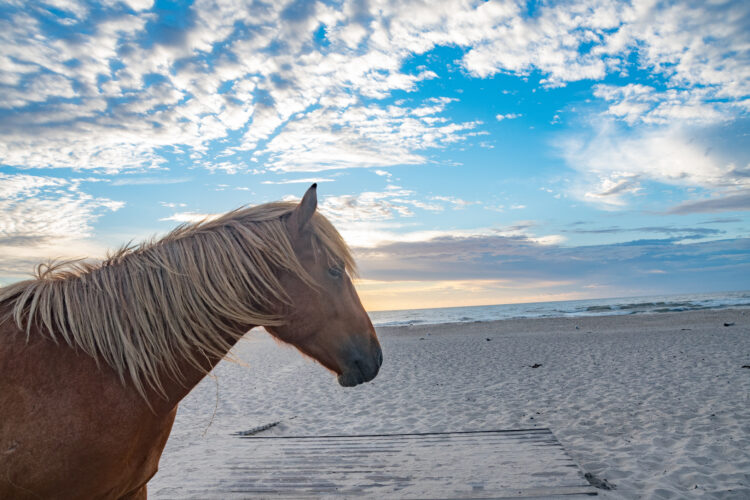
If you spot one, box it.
[150,308,750,499]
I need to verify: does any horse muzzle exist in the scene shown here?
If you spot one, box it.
[337,344,383,387]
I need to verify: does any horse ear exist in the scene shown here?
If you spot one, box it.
[288,183,317,234]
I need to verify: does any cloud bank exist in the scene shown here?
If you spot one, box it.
[1,1,747,187]
[1,0,748,295]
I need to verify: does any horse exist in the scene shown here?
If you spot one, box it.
[0,184,382,499]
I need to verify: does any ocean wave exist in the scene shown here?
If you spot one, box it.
[369,291,750,327]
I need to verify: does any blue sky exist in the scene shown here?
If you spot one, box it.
[1,0,748,310]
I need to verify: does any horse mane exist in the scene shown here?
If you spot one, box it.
[0,202,356,402]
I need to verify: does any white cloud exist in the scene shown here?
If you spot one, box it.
[40,0,90,20]
[119,0,154,11]
[593,84,731,126]
[159,211,217,223]
[320,190,421,224]
[461,1,614,84]
[0,73,76,109]
[582,175,642,208]
[319,189,487,232]
[0,172,124,281]
[529,234,565,245]
[461,0,750,102]
[261,100,479,172]
[431,195,478,209]
[559,120,750,208]
[600,1,750,101]
[0,173,124,242]
[312,188,499,247]
[496,113,521,121]
[0,172,66,199]
[316,187,558,248]
[261,178,335,185]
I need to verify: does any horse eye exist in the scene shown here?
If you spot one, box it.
[328,266,343,279]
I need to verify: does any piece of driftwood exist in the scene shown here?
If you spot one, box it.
[233,421,281,437]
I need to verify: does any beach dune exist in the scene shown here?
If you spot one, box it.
[151,308,750,499]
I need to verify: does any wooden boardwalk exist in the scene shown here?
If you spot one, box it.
[190,428,597,499]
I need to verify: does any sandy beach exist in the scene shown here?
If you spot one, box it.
[150,308,750,499]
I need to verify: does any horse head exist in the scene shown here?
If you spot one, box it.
[266,184,383,387]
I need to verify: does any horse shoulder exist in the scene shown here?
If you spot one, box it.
[0,316,177,499]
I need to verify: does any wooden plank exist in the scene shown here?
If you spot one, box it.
[186,429,597,499]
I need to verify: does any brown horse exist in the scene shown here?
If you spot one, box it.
[0,184,382,499]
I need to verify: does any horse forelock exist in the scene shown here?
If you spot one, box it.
[0,201,356,403]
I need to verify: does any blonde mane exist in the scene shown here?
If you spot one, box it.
[0,202,355,401]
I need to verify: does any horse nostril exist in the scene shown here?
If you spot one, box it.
[353,358,367,382]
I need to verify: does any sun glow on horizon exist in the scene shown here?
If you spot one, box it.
[355,278,603,312]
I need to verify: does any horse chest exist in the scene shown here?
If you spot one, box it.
[0,322,177,499]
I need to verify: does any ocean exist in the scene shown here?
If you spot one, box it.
[367,290,750,327]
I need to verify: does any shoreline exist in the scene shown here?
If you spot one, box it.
[366,291,750,328]
[376,306,750,336]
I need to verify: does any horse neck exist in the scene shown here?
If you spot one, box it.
[152,321,258,413]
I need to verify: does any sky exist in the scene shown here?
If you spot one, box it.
[1,0,749,311]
